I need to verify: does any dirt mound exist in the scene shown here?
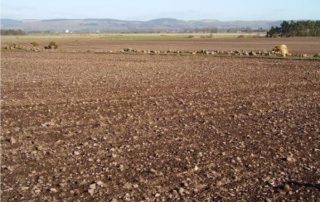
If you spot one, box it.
[273,44,290,57]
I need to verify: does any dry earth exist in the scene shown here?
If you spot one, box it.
[2,37,320,54]
[1,51,320,201]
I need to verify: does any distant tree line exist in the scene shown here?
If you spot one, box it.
[267,20,320,37]
[0,29,26,35]
[181,27,267,33]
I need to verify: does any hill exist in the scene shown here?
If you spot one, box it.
[0,18,281,33]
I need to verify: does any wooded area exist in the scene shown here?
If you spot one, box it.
[267,20,320,37]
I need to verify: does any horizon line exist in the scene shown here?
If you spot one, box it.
[2,17,308,22]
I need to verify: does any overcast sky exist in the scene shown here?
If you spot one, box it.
[1,0,320,20]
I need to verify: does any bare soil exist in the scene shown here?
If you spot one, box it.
[1,51,320,201]
[2,37,320,54]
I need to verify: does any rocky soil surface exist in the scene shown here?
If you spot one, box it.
[1,52,320,201]
[2,37,320,54]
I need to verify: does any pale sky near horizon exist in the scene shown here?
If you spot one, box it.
[1,0,319,21]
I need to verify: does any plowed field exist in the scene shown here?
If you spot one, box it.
[1,51,320,201]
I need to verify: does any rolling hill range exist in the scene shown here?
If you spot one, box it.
[0,18,281,32]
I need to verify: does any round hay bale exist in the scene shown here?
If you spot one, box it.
[272,44,289,57]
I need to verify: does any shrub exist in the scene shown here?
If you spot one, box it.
[49,41,58,49]
[30,41,39,47]
[44,41,58,49]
